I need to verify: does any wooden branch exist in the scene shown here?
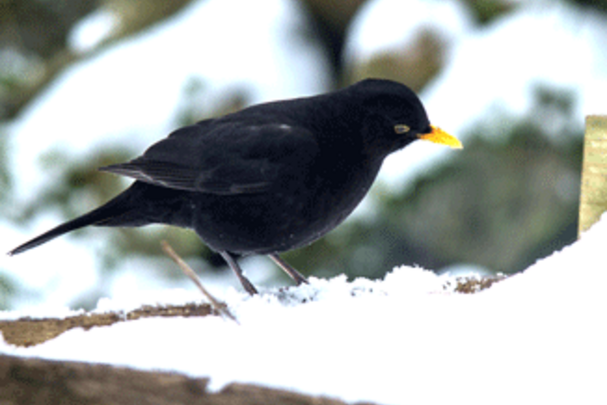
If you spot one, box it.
[0,304,215,347]
[579,115,607,236]
[0,354,370,405]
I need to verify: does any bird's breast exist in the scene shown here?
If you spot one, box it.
[191,155,382,255]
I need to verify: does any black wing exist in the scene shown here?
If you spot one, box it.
[100,120,319,195]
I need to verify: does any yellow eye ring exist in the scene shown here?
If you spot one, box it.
[394,124,410,134]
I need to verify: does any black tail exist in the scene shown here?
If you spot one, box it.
[8,187,137,256]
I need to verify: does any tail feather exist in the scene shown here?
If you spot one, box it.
[8,192,134,256]
[7,181,192,257]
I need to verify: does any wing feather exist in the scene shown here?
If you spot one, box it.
[100,121,319,195]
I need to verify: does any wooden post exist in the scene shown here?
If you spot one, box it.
[578,115,607,237]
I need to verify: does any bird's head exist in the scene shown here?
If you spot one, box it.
[349,79,462,152]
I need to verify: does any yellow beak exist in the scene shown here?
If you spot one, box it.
[417,126,463,149]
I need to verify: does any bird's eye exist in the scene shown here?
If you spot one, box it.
[394,124,410,134]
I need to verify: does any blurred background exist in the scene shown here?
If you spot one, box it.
[1,0,606,310]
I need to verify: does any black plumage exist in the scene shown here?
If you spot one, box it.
[9,79,462,294]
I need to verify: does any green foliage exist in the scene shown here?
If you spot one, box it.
[0,129,10,203]
[459,0,517,25]
[175,77,251,127]
[346,28,445,93]
[0,273,16,311]
[573,0,607,13]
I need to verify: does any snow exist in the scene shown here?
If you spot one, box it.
[68,9,117,53]
[2,215,606,404]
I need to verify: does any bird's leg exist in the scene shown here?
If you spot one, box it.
[220,251,258,295]
[268,254,309,285]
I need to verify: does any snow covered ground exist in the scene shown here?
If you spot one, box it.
[2,2,607,374]
[2,215,606,405]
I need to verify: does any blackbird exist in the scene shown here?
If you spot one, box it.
[8,79,462,294]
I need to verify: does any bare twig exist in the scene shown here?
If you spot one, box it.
[161,241,238,323]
